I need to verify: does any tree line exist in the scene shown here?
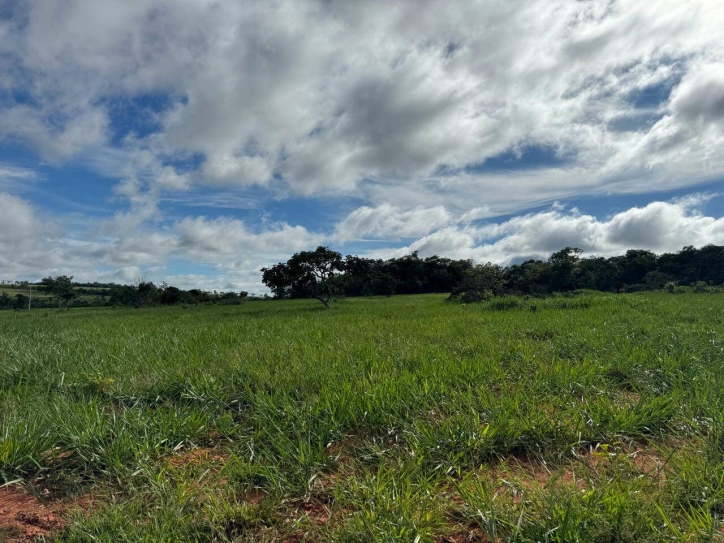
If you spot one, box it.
[262,244,724,306]
[4,243,722,311]
[0,277,250,311]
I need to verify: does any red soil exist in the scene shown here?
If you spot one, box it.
[165,447,229,469]
[0,486,68,542]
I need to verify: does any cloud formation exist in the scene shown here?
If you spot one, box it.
[1,1,724,289]
[3,188,724,292]
[1,0,723,211]
[0,191,320,291]
[334,204,451,241]
[372,197,724,265]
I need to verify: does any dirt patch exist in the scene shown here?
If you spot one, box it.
[486,456,586,498]
[325,435,362,464]
[619,390,642,405]
[502,443,669,491]
[242,488,267,505]
[297,502,331,525]
[284,499,333,526]
[166,447,230,469]
[437,525,491,542]
[325,442,343,458]
[628,447,667,477]
[581,442,668,482]
[281,501,334,543]
[0,486,67,542]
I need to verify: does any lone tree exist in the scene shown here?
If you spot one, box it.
[261,246,345,308]
[41,275,77,310]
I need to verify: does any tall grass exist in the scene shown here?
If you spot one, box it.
[1,293,724,540]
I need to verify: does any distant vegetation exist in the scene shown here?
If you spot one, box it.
[4,244,724,311]
[263,244,724,305]
[0,279,250,311]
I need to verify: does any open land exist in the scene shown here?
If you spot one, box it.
[1,293,724,542]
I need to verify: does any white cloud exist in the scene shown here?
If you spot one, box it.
[669,63,724,126]
[0,192,68,280]
[2,1,724,290]
[176,216,321,258]
[368,196,724,265]
[0,0,722,210]
[334,204,451,241]
[0,193,51,249]
[3,188,724,291]
[0,105,109,162]
[460,206,494,223]
[0,191,319,291]
[202,155,273,186]
[0,164,39,193]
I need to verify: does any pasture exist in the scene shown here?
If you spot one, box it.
[1,293,724,542]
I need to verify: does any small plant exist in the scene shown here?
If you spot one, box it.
[85,374,116,395]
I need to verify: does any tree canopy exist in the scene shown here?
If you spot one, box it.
[263,244,724,302]
[262,246,345,308]
[4,243,724,312]
[40,275,77,310]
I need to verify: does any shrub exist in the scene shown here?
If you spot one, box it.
[693,281,710,293]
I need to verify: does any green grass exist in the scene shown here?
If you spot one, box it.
[2,293,724,541]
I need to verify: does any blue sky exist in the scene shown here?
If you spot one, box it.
[1,1,724,292]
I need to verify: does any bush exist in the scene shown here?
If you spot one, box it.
[693,281,711,293]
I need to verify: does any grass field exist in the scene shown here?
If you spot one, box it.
[2,292,724,542]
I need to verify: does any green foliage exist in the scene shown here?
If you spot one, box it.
[262,246,345,307]
[448,263,503,303]
[41,275,78,310]
[1,293,724,540]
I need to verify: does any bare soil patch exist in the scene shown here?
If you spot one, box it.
[580,442,669,482]
[165,447,229,469]
[436,525,490,542]
[0,486,67,542]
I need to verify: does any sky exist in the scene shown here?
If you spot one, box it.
[1,0,724,293]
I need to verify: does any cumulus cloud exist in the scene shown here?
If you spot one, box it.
[3,186,724,291]
[2,1,724,290]
[0,191,319,291]
[0,0,722,209]
[177,217,321,259]
[0,192,69,280]
[0,105,109,163]
[0,193,50,249]
[370,196,724,265]
[669,63,724,126]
